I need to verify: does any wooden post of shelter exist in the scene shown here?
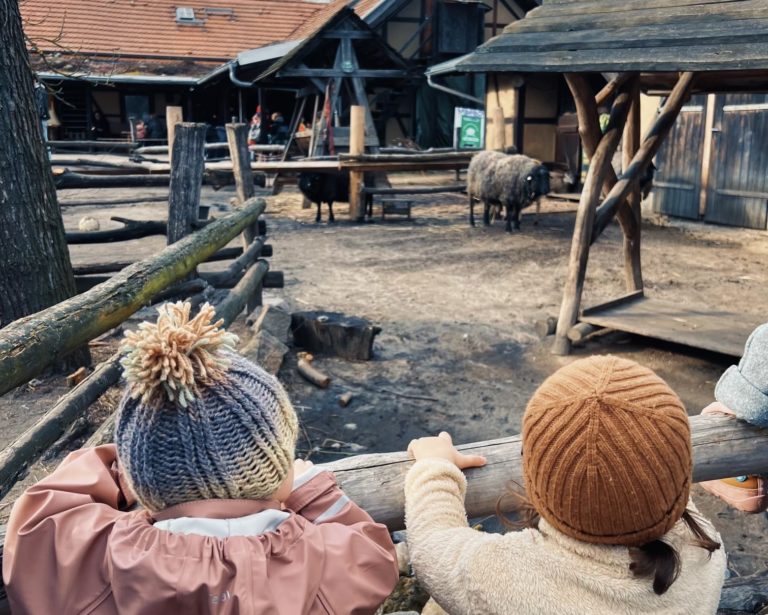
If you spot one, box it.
[622,77,643,292]
[490,107,505,151]
[553,71,696,355]
[165,106,184,165]
[167,123,206,246]
[348,105,366,222]
[553,78,634,355]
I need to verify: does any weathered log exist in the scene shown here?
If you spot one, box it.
[297,357,331,389]
[150,279,209,304]
[54,170,249,191]
[566,322,602,343]
[167,123,206,245]
[361,185,466,196]
[592,72,696,239]
[291,311,382,361]
[65,217,166,244]
[535,316,558,338]
[202,270,284,290]
[0,198,266,397]
[59,195,169,207]
[325,413,768,530]
[48,140,135,151]
[55,171,171,190]
[200,237,266,287]
[339,391,354,407]
[553,78,633,356]
[213,259,270,327]
[240,330,288,376]
[70,246,271,277]
[0,358,122,497]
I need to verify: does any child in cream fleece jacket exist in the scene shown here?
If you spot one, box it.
[404,357,726,615]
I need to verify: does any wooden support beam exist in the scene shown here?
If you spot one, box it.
[622,76,643,292]
[564,74,637,240]
[167,123,206,245]
[489,107,506,151]
[55,172,171,190]
[595,73,632,107]
[0,198,266,396]
[348,105,366,222]
[553,78,633,356]
[278,68,407,79]
[592,72,696,239]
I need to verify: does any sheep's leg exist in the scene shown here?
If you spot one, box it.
[534,199,541,226]
[315,202,322,223]
[505,204,513,233]
[513,205,522,231]
[469,194,476,227]
[328,201,335,223]
[483,200,491,226]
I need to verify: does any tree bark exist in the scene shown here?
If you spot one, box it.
[0,1,84,341]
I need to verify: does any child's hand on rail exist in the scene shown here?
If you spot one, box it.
[407,431,487,469]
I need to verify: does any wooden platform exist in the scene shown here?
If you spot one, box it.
[580,293,759,357]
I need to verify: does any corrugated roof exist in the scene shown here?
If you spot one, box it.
[446,0,768,73]
[21,0,331,62]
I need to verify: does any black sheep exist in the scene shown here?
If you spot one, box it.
[298,172,350,223]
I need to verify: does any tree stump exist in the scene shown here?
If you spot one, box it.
[291,311,381,361]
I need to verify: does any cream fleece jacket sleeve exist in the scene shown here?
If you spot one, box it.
[404,458,504,613]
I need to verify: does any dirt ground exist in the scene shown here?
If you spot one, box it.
[1,176,767,579]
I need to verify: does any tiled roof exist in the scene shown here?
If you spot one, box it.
[21,0,331,62]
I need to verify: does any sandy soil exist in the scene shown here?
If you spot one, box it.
[1,178,767,579]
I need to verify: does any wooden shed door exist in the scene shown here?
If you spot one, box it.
[652,96,706,220]
[705,94,768,230]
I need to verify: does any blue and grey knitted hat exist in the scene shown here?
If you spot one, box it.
[115,302,298,512]
[716,322,768,428]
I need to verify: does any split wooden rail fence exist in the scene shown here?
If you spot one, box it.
[0,122,282,501]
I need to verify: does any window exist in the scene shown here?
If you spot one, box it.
[176,7,195,22]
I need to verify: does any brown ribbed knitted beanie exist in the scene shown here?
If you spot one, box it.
[522,356,691,547]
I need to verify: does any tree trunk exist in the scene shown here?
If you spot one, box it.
[0,1,84,336]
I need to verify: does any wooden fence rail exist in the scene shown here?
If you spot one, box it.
[326,413,768,530]
[0,198,266,397]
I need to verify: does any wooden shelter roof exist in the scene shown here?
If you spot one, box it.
[432,0,768,91]
[235,8,409,87]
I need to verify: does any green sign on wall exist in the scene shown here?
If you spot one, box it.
[454,107,485,150]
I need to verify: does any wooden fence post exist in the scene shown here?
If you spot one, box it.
[165,106,183,165]
[167,123,206,246]
[225,123,258,246]
[348,105,366,222]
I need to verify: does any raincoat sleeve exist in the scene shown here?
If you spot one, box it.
[284,467,400,614]
[3,444,135,614]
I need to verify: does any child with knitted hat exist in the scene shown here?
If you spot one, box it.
[405,356,726,615]
[4,302,398,614]
[701,322,768,513]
